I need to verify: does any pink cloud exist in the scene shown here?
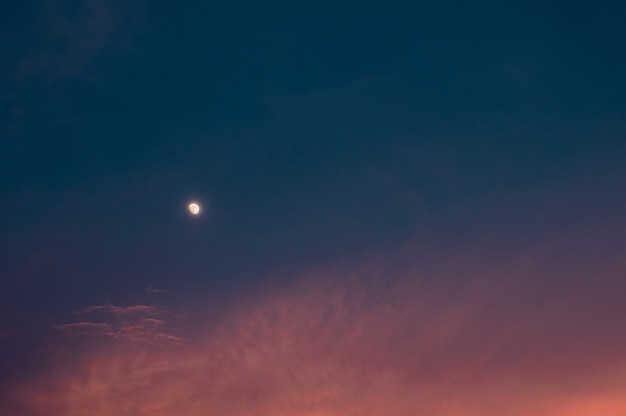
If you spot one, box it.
[7,223,626,415]
[55,305,182,347]
[147,287,167,294]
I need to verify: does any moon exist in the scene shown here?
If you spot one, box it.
[188,202,201,216]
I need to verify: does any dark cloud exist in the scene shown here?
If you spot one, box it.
[0,0,146,148]
[3,0,145,83]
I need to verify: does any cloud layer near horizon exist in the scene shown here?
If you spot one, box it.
[5,222,626,416]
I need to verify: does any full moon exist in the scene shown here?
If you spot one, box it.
[188,202,201,215]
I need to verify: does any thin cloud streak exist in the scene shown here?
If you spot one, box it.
[54,322,114,333]
[55,304,183,347]
[75,303,163,317]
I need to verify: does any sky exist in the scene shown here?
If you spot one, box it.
[1,1,626,415]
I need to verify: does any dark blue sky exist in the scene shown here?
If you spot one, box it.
[1,0,626,406]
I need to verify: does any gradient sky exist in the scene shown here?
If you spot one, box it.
[1,1,626,415]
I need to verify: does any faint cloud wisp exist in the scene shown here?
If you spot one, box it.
[55,303,185,346]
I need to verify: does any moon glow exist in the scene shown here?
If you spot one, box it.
[188,202,201,215]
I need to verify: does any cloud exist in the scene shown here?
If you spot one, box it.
[75,303,163,317]
[115,319,186,345]
[7,222,626,415]
[55,304,183,347]
[5,0,145,83]
[54,322,114,334]
[0,330,15,341]
[0,0,146,139]
[147,287,167,295]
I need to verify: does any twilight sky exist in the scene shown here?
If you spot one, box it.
[1,1,626,415]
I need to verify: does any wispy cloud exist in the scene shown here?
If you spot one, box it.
[7,0,145,83]
[0,0,146,139]
[146,287,167,295]
[55,304,182,347]
[10,223,626,415]
[75,303,163,317]
[54,322,113,333]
